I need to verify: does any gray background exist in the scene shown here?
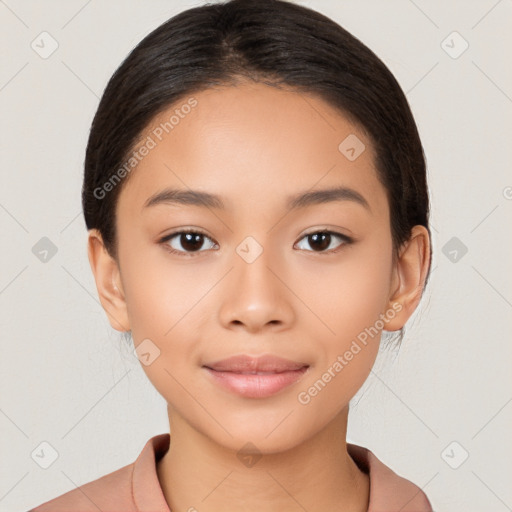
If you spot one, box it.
[1,0,511,510]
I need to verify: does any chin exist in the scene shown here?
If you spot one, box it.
[193,405,322,455]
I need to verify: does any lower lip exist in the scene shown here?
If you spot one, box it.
[204,366,309,398]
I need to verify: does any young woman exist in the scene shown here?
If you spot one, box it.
[31,0,433,510]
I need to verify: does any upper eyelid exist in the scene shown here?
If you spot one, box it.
[161,228,215,243]
[161,227,349,240]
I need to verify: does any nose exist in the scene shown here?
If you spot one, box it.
[217,243,295,334]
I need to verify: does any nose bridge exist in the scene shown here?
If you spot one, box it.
[235,234,267,267]
[233,233,281,303]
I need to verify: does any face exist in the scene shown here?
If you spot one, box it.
[110,82,400,453]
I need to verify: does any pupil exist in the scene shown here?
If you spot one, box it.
[182,233,203,251]
[310,232,330,251]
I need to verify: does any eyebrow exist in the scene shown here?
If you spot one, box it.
[142,186,371,212]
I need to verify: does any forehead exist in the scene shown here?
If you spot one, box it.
[117,82,388,218]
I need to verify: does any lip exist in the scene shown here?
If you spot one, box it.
[203,354,309,398]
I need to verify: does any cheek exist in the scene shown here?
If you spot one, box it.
[118,242,210,396]
[296,236,393,389]
[293,259,392,426]
[121,255,200,406]
[297,239,393,343]
[119,237,203,339]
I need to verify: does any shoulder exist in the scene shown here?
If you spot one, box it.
[28,463,136,511]
[347,443,434,512]
[29,434,171,512]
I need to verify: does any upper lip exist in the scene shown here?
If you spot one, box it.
[204,354,309,373]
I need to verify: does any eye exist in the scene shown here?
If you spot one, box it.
[159,229,217,257]
[295,230,352,254]
[159,228,353,257]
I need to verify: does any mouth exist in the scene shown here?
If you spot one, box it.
[203,354,310,398]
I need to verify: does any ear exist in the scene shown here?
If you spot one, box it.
[87,229,130,332]
[384,225,431,331]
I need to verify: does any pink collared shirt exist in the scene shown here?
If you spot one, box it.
[30,433,433,511]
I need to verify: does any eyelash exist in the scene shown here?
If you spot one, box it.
[158,228,353,258]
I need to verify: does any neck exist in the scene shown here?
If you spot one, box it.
[156,406,369,512]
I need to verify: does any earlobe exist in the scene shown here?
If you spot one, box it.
[87,229,130,332]
[384,225,431,332]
